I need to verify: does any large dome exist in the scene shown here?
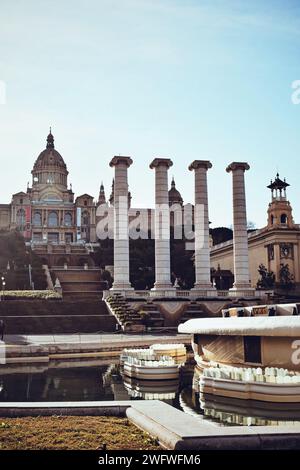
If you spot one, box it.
[169,178,183,206]
[33,130,67,171]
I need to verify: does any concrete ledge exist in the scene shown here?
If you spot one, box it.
[127,401,300,450]
[0,401,132,417]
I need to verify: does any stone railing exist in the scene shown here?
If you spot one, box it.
[103,289,273,300]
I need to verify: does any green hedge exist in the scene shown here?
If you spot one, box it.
[0,290,62,300]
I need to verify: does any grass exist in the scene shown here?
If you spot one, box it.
[0,416,161,450]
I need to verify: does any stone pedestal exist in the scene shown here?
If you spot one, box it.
[226,162,255,295]
[189,160,216,296]
[109,156,133,291]
[150,158,175,291]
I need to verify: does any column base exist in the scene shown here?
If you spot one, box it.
[150,284,176,297]
[110,283,134,292]
[151,283,176,291]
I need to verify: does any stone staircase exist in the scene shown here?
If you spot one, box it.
[106,294,145,332]
[178,301,209,324]
[51,268,107,300]
[0,299,117,334]
[138,301,165,328]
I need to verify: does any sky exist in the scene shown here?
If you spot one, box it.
[0,0,299,228]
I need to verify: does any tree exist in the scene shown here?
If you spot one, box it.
[256,264,275,289]
[247,221,256,231]
[0,230,47,289]
[210,227,233,245]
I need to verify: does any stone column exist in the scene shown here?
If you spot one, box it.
[109,156,133,291]
[189,160,215,294]
[226,162,254,294]
[150,158,175,291]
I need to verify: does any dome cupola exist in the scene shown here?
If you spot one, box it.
[32,129,69,190]
[168,177,183,206]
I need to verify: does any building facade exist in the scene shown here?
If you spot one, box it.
[0,131,186,266]
[210,174,300,290]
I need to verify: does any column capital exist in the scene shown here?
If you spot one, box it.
[226,162,250,173]
[188,160,212,171]
[110,156,133,168]
[150,158,173,170]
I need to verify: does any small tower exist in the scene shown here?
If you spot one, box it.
[267,173,294,228]
[98,182,106,205]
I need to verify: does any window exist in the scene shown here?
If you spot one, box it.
[281,214,287,224]
[271,215,274,225]
[16,208,25,228]
[33,212,42,226]
[48,211,58,227]
[65,233,73,243]
[48,233,59,243]
[82,210,89,226]
[243,336,262,364]
[33,232,42,241]
[64,212,72,226]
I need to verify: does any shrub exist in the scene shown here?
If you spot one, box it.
[0,290,62,300]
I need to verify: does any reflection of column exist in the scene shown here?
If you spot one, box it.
[189,160,215,293]
[150,158,174,291]
[226,162,254,293]
[110,156,133,291]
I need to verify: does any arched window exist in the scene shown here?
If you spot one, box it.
[64,212,72,226]
[82,210,90,226]
[271,215,274,225]
[281,214,287,224]
[33,211,42,226]
[48,211,58,227]
[17,209,25,228]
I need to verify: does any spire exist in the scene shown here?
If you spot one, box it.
[98,181,106,205]
[46,127,54,149]
[109,178,115,206]
[171,176,176,189]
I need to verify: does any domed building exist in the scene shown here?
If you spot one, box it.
[0,131,190,267]
[168,177,183,207]
[0,130,105,266]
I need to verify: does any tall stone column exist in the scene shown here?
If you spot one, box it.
[226,162,254,294]
[189,160,215,294]
[109,156,133,291]
[150,158,175,291]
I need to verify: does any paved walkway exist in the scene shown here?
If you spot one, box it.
[4,332,191,347]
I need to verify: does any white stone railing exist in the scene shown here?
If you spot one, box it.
[102,289,273,300]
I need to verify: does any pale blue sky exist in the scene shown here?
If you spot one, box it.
[0,0,299,228]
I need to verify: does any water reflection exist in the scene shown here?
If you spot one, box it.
[192,367,300,427]
[1,360,300,427]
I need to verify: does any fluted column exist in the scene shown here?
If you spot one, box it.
[189,160,215,294]
[226,162,254,293]
[150,158,175,291]
[110,156,133,291]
